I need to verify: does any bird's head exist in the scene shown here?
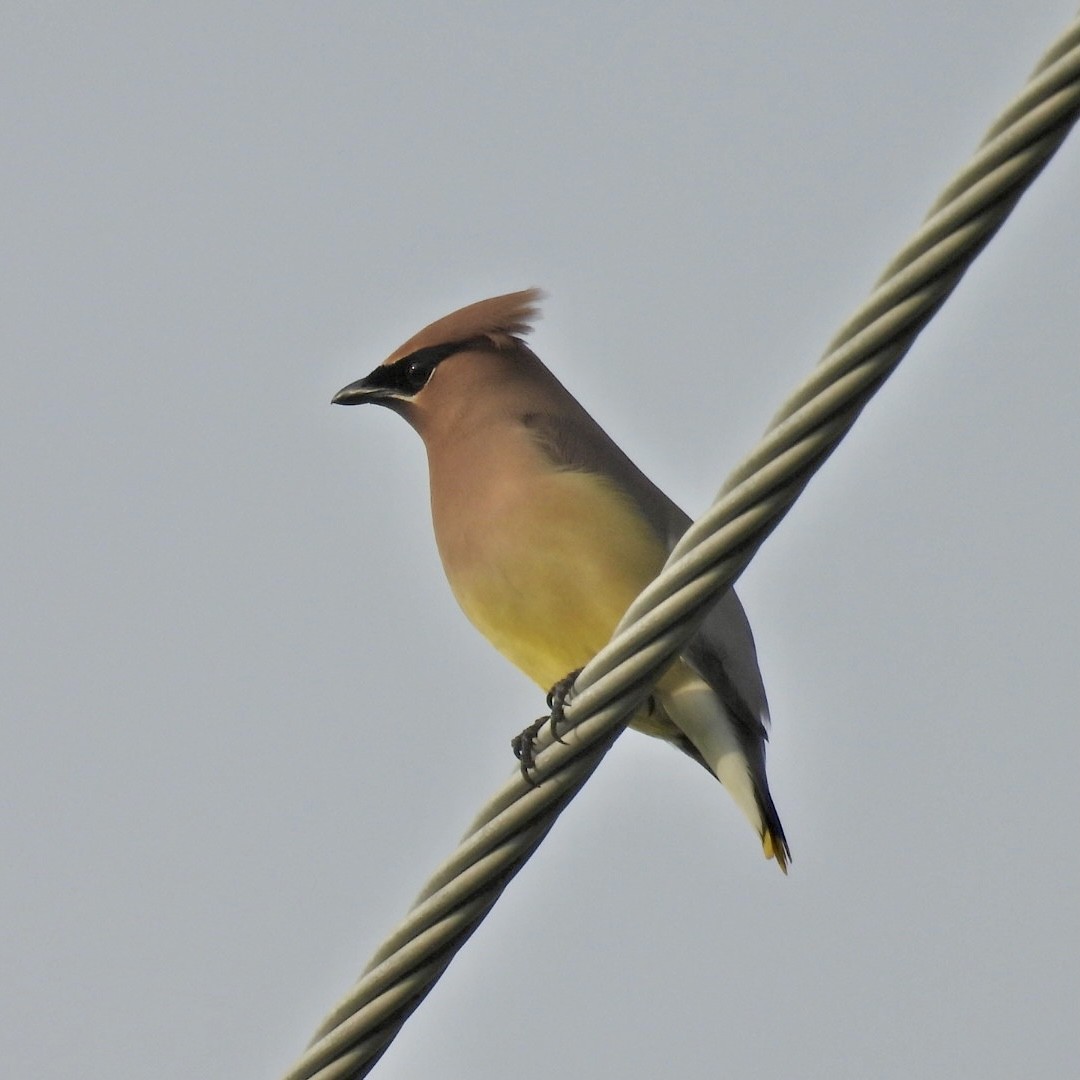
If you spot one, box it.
[332,288,545,426]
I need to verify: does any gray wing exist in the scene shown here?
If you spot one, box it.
[519,408,770,747]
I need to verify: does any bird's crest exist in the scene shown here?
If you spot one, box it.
[385,288,544,364]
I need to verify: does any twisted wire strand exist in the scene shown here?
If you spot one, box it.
[283,16,1080,1080]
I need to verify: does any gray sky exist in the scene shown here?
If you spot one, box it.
[3,4,1078,1078]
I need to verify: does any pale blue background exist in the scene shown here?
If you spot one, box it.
[3,4,1078,1078]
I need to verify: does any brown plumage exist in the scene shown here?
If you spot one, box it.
[384,288,544,364]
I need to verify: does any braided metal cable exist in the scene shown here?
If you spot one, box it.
[283,15,1080,1080]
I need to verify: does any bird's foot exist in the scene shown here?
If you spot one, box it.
[511,668,583,784]
[511,716,547,785]
[546,667,582,741]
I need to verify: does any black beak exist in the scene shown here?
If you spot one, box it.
[332,372,397,406]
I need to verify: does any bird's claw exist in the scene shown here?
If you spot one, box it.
[511,716,547,786]
[511,668,583,784]
[546,667,582,741]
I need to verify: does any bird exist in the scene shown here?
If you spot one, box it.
[333,289,790,871]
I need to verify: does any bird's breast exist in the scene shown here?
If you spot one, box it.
[432,463,667,690]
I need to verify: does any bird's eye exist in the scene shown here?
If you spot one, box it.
[404,356,433,393]
[396,341,463,395]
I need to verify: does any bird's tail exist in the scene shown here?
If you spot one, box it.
[757,787,791,874]
[659,666,791,874]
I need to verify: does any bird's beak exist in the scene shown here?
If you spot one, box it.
[332,370,396,406]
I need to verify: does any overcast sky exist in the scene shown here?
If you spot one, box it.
[3,4,1078,1079]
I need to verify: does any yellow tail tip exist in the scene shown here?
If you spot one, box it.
[762,832,790,875]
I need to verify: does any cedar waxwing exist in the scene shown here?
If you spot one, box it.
[334,290,790,871]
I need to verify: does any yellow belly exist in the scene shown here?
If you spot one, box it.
[443,469,667,691]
